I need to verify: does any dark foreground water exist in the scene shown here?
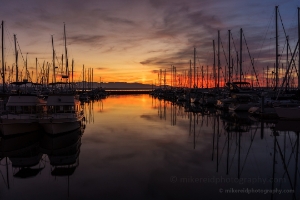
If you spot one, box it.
[0,94,299,200]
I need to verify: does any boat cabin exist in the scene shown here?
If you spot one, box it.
[226,82,254,93]
[6,96,44,114]
[46,95,81,114]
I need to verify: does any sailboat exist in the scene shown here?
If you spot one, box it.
[273,6,300,119]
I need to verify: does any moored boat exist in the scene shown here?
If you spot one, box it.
[0,95,45,136]
[39,95,84,134]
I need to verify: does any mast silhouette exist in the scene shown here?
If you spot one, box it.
[14,34,18,82]
[218,30,220,92]
[275,6,279,90]
[52,35,56,84]
[2,21,5,92]
[298,7,300,89]
[213,40,216,88]
[194,47,196,88]
[240,28,243,83]
[228,30,231,83]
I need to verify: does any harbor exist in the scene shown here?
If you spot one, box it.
[0,1,300,199]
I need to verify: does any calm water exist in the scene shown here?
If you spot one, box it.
[0,94,299,200]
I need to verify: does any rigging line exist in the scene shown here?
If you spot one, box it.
[290,52,299,78]
[278,37,287,65]
[263,129,271,154]
[4,30,15,59]
[216,38,226,83]
[240,128,257,174]
[242,32,260,87]
[16,40,26,64]
[275,139,296,193]
[287,132,299,161]
[218,133,229,164]
[0,169,8,188]
[220,37,229,68]
[229,134,238,172]
[256,10,275,71]
[221,36,235,82]
[277,41,299,99]
[279,139,300,186]
[278,9,299,76]
[230,32,239,56]
[251,145,263,179]
[230,32,239,76]
[55,54,62,69]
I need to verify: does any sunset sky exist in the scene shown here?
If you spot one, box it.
[1,0,300,86]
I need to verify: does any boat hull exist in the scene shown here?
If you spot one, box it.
[274,107,300,120]
[0,118,40,136]
[39,117,83,135]
[229,103,260,112]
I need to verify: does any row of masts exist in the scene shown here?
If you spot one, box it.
[0,22,97,93]
[155,6,300,91]
[155,28,252,90]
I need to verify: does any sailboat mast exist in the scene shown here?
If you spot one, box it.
[72,59,74,86]
[25,53,28,81]
[217,30,220,91]
[228,29,231,83]
[47,62,50,86]
[189,60,192,88]
[213,40,216,88]
[52,35,56,84]
[286,36,289,90]
[275,6,279,89]
[201,65,203,88]
[14,34,18,82]
[174,66,176,87]
[36,58,37,83]
[240,28,243,83]
[61,54,64,83]
[170,65,172,88]
[206,65,208,89]
[163,69,166,89]
[298,7,300,89]
[88,68,90,90]
[194,47,196,88]
[1,21,5,92]
[82,65,84,92]
[64,23,68,77]
[267,65,269,89]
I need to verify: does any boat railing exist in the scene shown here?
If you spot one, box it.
[40,112,83,119]
[1,113,38,119]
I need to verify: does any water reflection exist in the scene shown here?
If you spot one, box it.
[0,95,299,199]
[0,125,84,198]
[0,131,43,188]
[152,96,300,200]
